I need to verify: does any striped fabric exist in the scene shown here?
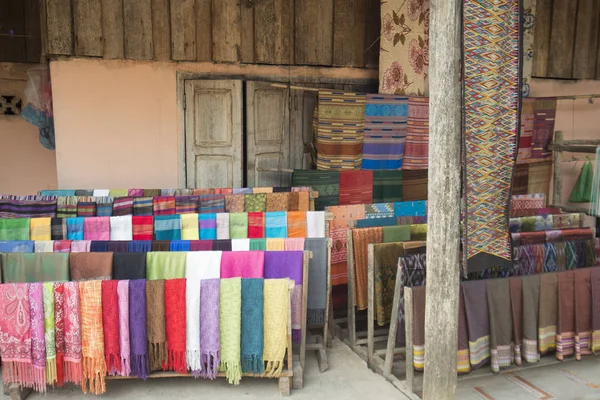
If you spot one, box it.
[77,202,96,217]
[518,98,535,160]
[248,212,265,239]
[265,212,287,238]
[175,196,198,214]
[56,196,78,218]
[402,97,429,170]
[112,197,133,216]
[199,195,225,214]
[0,195,57,218]
[133,197,153,216]
[532,97,557,159]
[361,94,408,170]
[154,215,182,240]
[199,213,217,240]
[95,199,113,217]
[338,170,373,205]
[315,90,366,170]
[132,216,153,241]
[153,197,176,216]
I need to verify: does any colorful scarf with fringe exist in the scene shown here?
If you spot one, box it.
[117,280,131,376]
[101,280,121,375]
[263,279,289,377]
[43,282,57,385]
[79,280,107,394]
[63,282,82,385]
[200,279,220,379]
[164,279,187,373]
[241,279,264,375]
[220,278,242,384]
[145,280,166,373]
[130,279,149,379]
[54,283,65,386]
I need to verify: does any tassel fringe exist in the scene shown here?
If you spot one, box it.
[241,354,264,375]
[200,351,220,380]
[264,360,284,378]
[2,361,37,392]
[64,359,82,385]
[165,350,187,374]
[131,353,150,380]
[186,349,202,376]
[149,342,167,371]
[46,357,57,386]
[120,354,131,376]
[219,360,241,385]
[82,356,107,395]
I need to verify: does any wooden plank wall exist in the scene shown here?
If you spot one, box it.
[0,0,42,63]
[533,0,600,79]
[44,0,381,68]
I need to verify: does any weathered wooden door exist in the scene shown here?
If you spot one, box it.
[246,81,293,187]
[185,79,243,188]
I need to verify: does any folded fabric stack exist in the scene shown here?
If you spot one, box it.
[0,249,316,394]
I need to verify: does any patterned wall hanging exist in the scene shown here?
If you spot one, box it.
[463,0,520,273]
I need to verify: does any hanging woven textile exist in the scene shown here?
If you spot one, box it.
[78,281,107,395]
[463,0,519,273]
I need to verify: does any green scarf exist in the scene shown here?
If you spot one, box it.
[219,278,242,385]
[0,218,30,240]
[249,239,267,250]
[146,252,186,280]
[43,282,57,385]
[382,225,411,243]
[230,213,249,239]
[410,224,428,241]
[2,253,70,283]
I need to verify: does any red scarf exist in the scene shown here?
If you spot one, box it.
[132,216,154,240]
[54,283,65,386]
[101,280,121,375]
[248,212,265,238]
[164,279,187,373]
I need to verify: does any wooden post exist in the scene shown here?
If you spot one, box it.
[422,0,462,398]
[552,131,563,205]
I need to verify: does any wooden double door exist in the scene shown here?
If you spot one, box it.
[184,79,375,188]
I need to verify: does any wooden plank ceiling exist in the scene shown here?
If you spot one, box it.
[45,0,381,68]
[533,0,600,80]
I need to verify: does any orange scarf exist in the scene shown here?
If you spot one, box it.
[79,281,107,394]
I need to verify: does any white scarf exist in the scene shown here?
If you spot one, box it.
[216,213,230,239]
[306,211,325,238]
[110,215,133,240]
[231,239,250,251]
[92,189,110,197]
[34,241,54,252]
[185,251,222,372]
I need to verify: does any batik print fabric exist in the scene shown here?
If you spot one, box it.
[463,0,519,273]
[403,97,429,170]
[315,90,366,170]
[379,0,430,96]
[361,94,408,170]
[328,205,366,286]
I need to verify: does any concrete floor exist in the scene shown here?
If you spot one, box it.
[8,339,407,399]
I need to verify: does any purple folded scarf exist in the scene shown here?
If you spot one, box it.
[200,279,220,379]
[129,279,149,379]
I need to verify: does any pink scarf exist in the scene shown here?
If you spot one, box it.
[0,284,34,390]
[117,280,131,376]
[54,283,65,386]
[284,238,305,251]
[29,282,47,392]
[63,282,82,385]
[220,251,265,278]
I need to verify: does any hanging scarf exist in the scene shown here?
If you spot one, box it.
[69,252,113,281]
[164,279,187,373]
[0,284,34,390]
[145,280,166,372]
[53,240,72,252]
[84,217,110,240]
[29,282,47,391]
[71,240,91,252]
[305,238,328,325]
[522,275,541,362]
[63,282,82,384]
[219,278,242,385]
[128,240,152,252]
[306,211,325,238]
[266,193,289,211]
[132,216,154,240]
[185,251,222,377]
[557,271,575,360]
[263,279,289,377]
[190,240,213,251]
[232,239,251,251]
[66,217,84,240]
[181,213,200,240]
[574,269,592,360]
[90,240,109,252]
[457,286,471,374]
[462,280,490,369]
[153,196,176,215]
[30,217,51,240]
[79,281,107,394]
[112,196,133,216]
[241,278,264,375]
[213,239,232,251]
[539,273,558,355]
[264,251,304,343]
[284,238,305,251]
[116,281,130,376]
[146,252,186,280]
[154,215,182,240]
[43,282,58,385]
[287,211,307,238]
[250,239,267,250]
[248,212,265,238]
[109,215,133,240]
[0,218,30,240]
[51,218,67,240]
[130,279,149,379]
[2,253,70,283]
[216,213,230,239]
[225,194,245,213]
[199,194,225,214]
[170,240,191,251]
[245,194,267,212]
[509,277,522,365]
[113,253,147,280]
[176,196,199,214]
[486,279,513,372]
[133,197,153,216]
[101,280,121,375]
[199,213,217,240]
[266,212,288,238]
[221,251,265,278]
[230,213,249,239]
[152,240,170,251]
[54,283,65,386]
[200,279,220,379]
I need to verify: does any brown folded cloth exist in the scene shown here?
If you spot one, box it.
[462,280,490,370]
[591,267,600,353]
[373,243,404,326]
[557,271,575,360]
[152,241,170,252]
[486,279,513,372]
[522,275,540,363]
[411,286,425,371]
[146,280,168,371]
[457,286,471,374]
[538,273,557,356]
[352,227,383,310]
[69,252,113,281]
[574,268,592,359]
[509,277,523,365]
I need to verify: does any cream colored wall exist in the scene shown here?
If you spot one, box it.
[0,64,58,195]
[530,78,600,209]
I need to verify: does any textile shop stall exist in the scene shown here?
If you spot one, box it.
[0,186,333,396]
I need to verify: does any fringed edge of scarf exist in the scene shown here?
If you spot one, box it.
[81,355,107,395]
[46,356,57,386]
[292,329,302,345]
[219,360,242,385]
[263,358,284,378]
[149,342,167,372]
[307,308,326,325]
[200,351,220,380]
[2,361,41,392]
[130,353,150,380]
[241,354,264,375]
[63,358,82,385]
[186,349,202,378]
[120,354,131,376]
[166,348,187,374]
[106,352,122,376]
[56,352,64,386]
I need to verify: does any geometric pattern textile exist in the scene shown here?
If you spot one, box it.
[403,97,430,170]
[463,0,520,273]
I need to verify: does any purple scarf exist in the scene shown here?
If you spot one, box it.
[200,279,220,379]
[264,251,304,343]
[128,279,149,379]
[29,282,47,392]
